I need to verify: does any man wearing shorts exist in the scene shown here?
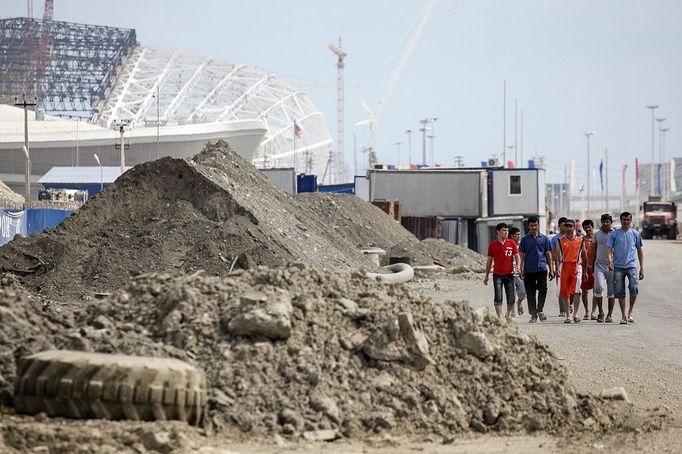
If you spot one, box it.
[554,219,588,323]
[551,217,569,316]
[589,214,614,322]
[519,216,554,323]
[607,212,644,324]
[484,223,520,322]
[580,219,595,320]
[509,227,526,317]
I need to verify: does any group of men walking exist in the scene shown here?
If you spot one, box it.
[483,212,644,325]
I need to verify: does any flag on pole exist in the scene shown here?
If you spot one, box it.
[294,120,303,138]
[599,159,604,192]
[635,158,640,190]
[507,160,515,169]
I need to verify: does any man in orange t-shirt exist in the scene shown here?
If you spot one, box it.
[554,219,589,323]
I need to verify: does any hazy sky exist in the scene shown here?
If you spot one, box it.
[2,0,681,190]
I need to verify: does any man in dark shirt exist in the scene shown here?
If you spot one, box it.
[519,216,555,323]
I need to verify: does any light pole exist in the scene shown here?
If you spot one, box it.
[428,117,438,166]
[93,153,103,191]
[394,141,402,166]
[156,85,160,160]
[661,127,670,198]
[15,94,36,207]
[585,130,596,215]
[646,105,659,197]
[405,129,412,166]
[419,119,428,165]
[656,118,666,195]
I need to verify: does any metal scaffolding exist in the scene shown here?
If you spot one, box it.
[0,17,137,118]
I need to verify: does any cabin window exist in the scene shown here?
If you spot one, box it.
[509,175,522,195]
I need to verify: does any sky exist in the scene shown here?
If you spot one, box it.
[2,0,681,191]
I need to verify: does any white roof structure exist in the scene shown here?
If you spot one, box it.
[93,46,333,173]
[39,166,133,184]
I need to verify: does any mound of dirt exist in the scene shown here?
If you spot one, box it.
[296,193,486,271]
[0,179,23,209]
[0,141,376,302]
[1,265,663,441]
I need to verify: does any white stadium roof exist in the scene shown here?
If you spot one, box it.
[93,46,334,174]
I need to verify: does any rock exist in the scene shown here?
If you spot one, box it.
[336,298,358,313]
[458,331,495,359]
[279,408,304,431]
[302,429,339,441]
[362,312,434,370]
[141,430,173,453]
[309,393,341,423]
[600,386,629,402]
[227,289,293,340]
[91,314,113,330]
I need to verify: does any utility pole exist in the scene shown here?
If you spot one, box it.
[656,118,666,196]
[394,141,402,166]
[502,80,506,167]
[520,109,524,167]
[420,119,428,166]
[646,105,659,198]
[15,94,36,207]
[157,85,160,160]
[454,155,464,167]
[115,121,130,176]
[405,129,412,166]
[514,98,518,167]
[604,147,609,211]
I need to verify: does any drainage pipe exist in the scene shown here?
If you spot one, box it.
[366,263,414,284]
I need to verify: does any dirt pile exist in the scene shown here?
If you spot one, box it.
[1,265,662,441]
[296,193,486,270]
[0,180,23,209]
[0,141,376,302]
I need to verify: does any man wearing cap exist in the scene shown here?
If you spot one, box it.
[554,219,588,323]
[589,214,614,322]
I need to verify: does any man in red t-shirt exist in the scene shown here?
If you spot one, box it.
[484,222,521,321]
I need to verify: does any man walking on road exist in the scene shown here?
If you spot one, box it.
[519,216,554,323]
[590,214,614,323]
[484,223,520,322]
[555,219,588,323]
[509,226,527,317]
[607,212,644,325]
[580,219,595,320]
[551,217,569,316]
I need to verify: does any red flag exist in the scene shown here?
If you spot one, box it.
[294,120,303,138]
[635,158,640,190]
[507,160,515,169]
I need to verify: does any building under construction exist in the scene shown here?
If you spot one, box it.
[0,10,334,198]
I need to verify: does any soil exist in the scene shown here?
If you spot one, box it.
[0,179,23,209]
[0,142,675,452]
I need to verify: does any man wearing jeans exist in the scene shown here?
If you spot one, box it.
[484,223,520,322]
[589,214,615,322]
[519,216,554,323]
[607,212,644,325]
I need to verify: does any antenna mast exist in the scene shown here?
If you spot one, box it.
[329,37,347,183]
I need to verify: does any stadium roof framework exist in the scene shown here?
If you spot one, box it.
[94,46,334,175]
[0,17,136,116]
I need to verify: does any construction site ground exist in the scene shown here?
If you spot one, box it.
[0,144,680,453]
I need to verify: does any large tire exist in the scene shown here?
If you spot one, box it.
[641,229,653,240]
[13,350,207,426]
[667,226,677,240]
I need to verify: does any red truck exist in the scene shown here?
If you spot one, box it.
[640,196,678,239]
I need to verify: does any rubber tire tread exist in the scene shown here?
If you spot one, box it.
[13,350,207,426]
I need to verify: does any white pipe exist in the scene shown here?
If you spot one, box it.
[367,263,414,284]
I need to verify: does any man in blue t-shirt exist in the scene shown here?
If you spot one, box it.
[519,216,555,323]
[607,211,644,325]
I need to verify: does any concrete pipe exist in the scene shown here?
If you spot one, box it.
[366,263,415,284]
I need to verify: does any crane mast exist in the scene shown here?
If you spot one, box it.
[329,38,347,183]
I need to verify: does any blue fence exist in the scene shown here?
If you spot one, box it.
[0,208,74,245]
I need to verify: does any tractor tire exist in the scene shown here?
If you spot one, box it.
[667,226,677,240]
[13,350,207,426]
[641,229,653,240]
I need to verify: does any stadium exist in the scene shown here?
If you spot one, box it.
[0,16,333,199]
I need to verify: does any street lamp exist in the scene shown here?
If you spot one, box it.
[419,117,437,166]
[93,153,103,191]
[656,118,666,195]
[646,105,659,197]
[394,141,402,167]
[585,130,596,215]
[405,129,412,166]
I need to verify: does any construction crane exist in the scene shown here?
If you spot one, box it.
[328,37,347,183]
[356,0,438,168]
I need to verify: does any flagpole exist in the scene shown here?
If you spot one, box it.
[621,164,627,212]
[605,147,609,212]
